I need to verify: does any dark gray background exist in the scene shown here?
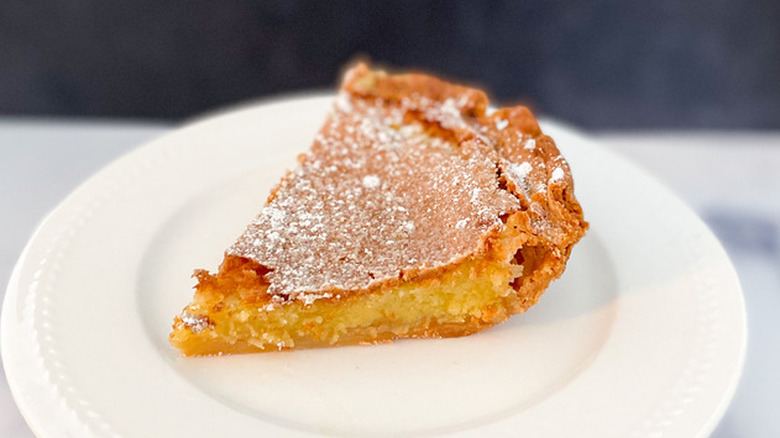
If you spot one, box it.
[2,0,779,128]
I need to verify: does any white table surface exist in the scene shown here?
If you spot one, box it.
[1,118,778,437]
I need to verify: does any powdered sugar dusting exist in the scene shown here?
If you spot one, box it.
[551,167,565,182]
[362,174,381,188]
[181,312,211,333]
[226,78,557,301]
[511,162,533,180]
[505,161,533,194]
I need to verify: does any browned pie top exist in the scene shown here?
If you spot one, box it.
[227,64,580,302]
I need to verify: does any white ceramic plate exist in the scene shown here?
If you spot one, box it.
[2,95,745,438]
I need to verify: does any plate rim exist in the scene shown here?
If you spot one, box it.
[2,94,747,438]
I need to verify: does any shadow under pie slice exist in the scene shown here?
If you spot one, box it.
[170,63,588,355]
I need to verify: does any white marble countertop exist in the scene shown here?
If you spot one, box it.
[1,119,778,437]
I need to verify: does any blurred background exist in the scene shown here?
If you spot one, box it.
[1,1,779,437]
[2,0,779,128]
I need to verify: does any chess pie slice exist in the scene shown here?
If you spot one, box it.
[170,63,587,355]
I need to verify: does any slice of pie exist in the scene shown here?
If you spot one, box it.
[170,63,587,355]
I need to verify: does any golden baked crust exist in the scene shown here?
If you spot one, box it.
[170,63,587,355]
